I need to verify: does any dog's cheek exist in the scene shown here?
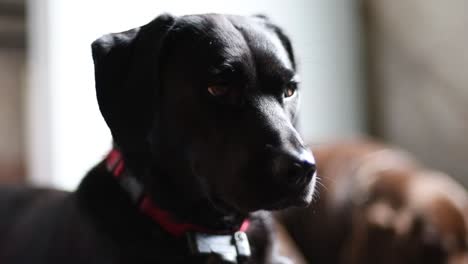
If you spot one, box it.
[222,168,281,212]
[190,119,276,211]
[211,148,248,195]
[282,94,299,127]
[187,140,237,191]
[205,146,260,210]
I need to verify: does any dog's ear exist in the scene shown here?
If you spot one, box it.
[252,14,271,21]
[92,14,176,154]
[253,14,296,70]
[270,25,296,70]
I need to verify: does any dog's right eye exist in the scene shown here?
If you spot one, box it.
[207,85,230,97]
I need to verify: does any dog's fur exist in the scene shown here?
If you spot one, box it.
[0,14,316,264]
[278,141,468,264]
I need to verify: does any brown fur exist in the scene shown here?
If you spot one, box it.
[277,140,468,264]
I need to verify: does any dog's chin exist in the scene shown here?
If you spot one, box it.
[233,175,317,212]
[268,174,317,210]
[269,186,315,210]
[210,175,317,214]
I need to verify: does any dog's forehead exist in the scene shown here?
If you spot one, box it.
[175,14,293,71]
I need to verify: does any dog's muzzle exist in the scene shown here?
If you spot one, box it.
[269,146,316,189]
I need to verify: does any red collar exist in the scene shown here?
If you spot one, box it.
[105,149,250,237]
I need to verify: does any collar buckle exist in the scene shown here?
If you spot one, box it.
[187,231,251,263]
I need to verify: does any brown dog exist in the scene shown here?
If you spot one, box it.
[277,140,468,264]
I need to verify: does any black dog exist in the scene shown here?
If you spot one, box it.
[0,13,316,264]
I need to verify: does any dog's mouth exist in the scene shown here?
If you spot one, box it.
[218,171,317,213]
[190,154,317,214]
[272,173,317,209]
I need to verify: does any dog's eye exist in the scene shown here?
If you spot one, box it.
[284,75,300,98]
[284,86,297,98]
[208,85,230,97]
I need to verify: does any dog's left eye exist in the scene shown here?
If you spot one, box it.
[208,85,230,97]
[284,86,297,98]
[284,77,299,98]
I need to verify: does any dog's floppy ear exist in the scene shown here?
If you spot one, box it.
[253,14,296,70]
[252,14,271,21]
[271,26,296,69]
[92,14,176,154]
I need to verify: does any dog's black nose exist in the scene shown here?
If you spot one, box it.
[270,148,316,187]
[287,159,316,186]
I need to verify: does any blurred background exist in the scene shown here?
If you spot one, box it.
[0,0,465,190]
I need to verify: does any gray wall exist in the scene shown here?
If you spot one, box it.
[365,0,468,184]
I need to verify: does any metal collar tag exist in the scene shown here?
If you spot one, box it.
[187,231,251,263]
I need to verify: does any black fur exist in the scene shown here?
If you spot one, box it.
[0,13,316,263]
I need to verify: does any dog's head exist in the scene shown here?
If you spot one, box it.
[92,14,316,214]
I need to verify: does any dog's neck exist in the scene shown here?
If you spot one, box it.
[107,148,248,236]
